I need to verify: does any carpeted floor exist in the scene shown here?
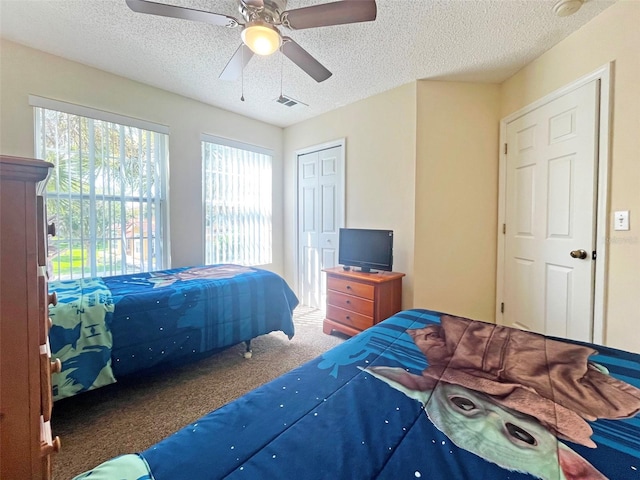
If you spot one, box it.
[51,306,346,479]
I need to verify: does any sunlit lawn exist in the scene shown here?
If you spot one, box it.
[49,247,125,277]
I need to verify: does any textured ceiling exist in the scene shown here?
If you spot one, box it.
[0,0,616,127]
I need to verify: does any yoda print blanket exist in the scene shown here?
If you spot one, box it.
[73,309,640,479]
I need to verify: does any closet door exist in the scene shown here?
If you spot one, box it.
[297,143,345,309]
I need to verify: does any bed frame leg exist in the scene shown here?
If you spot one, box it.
[243,340,253,359]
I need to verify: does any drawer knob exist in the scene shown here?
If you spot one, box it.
[346,315,351,320]
[47,222,56,237]
[345,300,351,304]
[50,358,62,374]
[346,285,352,290]
[52,436,62,452]
[48,292,57,306]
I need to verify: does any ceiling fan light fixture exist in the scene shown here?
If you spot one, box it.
[552,0,583,17]
[241,21,282,56]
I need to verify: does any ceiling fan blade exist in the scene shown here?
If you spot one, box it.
[126,0,241,28]
[284,0,377,30]
[219,44,254,81]
[281,37,332,83]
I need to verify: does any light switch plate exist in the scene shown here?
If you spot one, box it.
[614,210,630,231]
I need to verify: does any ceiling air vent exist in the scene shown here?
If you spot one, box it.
[275,95,307,107]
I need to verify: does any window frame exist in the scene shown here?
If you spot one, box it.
[201,133,274,267]
[30,95,170,279]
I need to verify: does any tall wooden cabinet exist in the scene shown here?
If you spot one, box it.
[323,267,404,337]
[1,155,60,479]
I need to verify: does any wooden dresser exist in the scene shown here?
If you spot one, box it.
[0,155,61,479]
[322,266,405,337]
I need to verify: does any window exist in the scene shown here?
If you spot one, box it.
[33,97,168,280]
[202,136,272,266]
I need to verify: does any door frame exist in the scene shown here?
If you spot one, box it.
[294,138,346,305]
[496,63,612,344]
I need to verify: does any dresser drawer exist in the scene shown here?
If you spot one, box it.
[327,290,374,316]
[38,273,49,344]
[40,417,61,457]
[326,305,374,331]
[39,344,53,422]
[37,196,46,267]
[327,276,375,300]
[39,340,61,423]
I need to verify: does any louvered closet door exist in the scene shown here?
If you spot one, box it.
[502,80,599,342]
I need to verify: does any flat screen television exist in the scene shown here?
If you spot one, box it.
[338,228,393,273]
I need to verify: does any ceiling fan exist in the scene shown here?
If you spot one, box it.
[125,0,377,83]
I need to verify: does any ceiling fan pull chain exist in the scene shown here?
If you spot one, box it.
[279,44,284,101]
[241,45,245,102]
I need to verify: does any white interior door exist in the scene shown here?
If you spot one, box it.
[297,143,345,309]
[501,80,599,342]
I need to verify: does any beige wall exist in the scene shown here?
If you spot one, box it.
[0,40,286,274]
[283,81,499,321]
[283,84,417,307]
[414,81,500,322]
[500,0,640,353]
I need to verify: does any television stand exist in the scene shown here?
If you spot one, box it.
[322,267,405,337]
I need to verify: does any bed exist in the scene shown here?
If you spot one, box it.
[48,264,298,401]
[73,308,640,480]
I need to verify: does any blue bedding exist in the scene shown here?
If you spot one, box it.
[49,265,298,400]
[74,309,640,480]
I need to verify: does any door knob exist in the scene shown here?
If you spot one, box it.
[570,249,588,259]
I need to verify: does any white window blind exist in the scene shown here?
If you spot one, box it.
[33,102,168,280]
[202,136,272,266]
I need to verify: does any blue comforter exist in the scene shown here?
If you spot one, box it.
[74,309,640,479]
[49,265,298,400]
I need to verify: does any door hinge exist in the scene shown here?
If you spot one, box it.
[504,143,508,154]
[500,302,504,313]
[592,250,597,260]
[502,224,506,234]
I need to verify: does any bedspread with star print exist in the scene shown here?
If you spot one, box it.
[73,309,640,480]
[49,265,297,401]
